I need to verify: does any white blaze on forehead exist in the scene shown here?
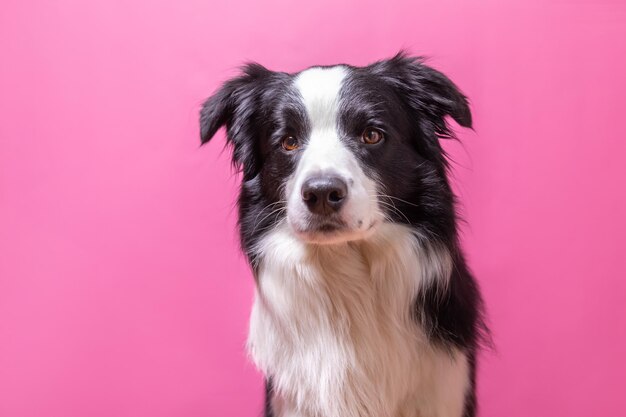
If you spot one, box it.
[292,66,350,177]
[294,66,347,132]
[287,65,381,238]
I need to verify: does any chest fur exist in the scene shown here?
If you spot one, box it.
[247,224,466,417]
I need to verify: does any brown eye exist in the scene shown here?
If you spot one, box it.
[281,135,299,151]
[361,128,384,145]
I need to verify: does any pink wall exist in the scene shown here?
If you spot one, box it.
[1,0,625,416]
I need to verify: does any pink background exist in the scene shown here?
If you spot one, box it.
[1,0,625,416]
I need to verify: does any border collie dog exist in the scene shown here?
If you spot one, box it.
[199,52,486,417]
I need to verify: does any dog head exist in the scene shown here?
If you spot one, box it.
[200,53,471,251]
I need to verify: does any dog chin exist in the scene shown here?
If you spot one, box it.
[289,220,378,245]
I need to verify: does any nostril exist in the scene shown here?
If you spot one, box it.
[328,190,343,203]
[303,190,317,204]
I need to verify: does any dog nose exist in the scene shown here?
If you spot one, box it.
[301,176,348,215]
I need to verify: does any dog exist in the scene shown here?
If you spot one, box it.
[199,52,486,417]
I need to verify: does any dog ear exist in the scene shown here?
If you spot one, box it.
[372,52,472,138]
[369,52,472,168]
[199,63,271,179]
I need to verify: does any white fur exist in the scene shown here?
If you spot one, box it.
[287,66,380,243]
[247,223,468,417]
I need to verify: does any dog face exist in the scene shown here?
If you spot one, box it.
[200,53,471,251]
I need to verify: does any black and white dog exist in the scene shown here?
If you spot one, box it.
[199,52,486,417]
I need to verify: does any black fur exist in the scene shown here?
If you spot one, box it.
[200,52,486,417]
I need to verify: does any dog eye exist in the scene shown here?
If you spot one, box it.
[361,128,384,145]
[281,135,299,151]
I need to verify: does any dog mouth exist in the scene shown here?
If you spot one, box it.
[294,218,345,235]
[289,216,346,241]
[314,221,344,233]
[290,216,378,244]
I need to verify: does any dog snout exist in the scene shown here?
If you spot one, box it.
[301,176,348,215]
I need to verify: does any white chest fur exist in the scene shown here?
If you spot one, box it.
[247,223,469,417]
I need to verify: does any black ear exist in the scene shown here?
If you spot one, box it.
[199,63,272,178]
[372,52,472,139]
[412,62,472,131]
[199,78,236,145]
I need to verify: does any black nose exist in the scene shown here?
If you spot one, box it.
[301,176,348,215]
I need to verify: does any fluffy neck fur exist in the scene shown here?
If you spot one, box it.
[247,222,466,417]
